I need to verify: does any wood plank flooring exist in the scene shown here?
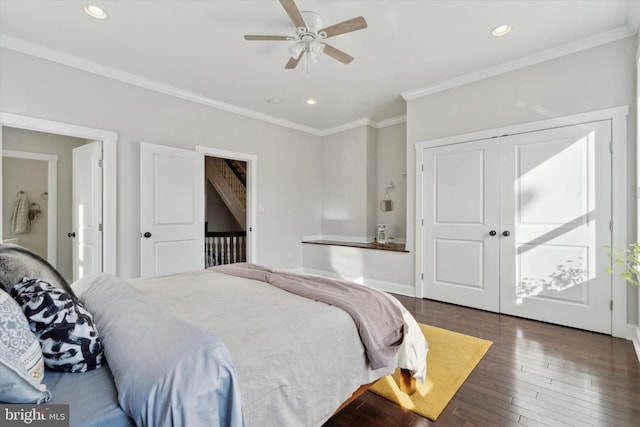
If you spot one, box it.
[324,296,640,427]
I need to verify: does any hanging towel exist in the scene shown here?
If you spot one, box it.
[11,192,31,234]
[28,203,42,222]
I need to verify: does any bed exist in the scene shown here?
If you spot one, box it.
[1,247,427,427]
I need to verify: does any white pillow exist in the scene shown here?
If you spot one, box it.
[0,289,50,403]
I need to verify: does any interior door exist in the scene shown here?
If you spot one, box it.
[140,142,204,278]
[72,141,103,280]
[421,140,501,311]
[500,120,612,333]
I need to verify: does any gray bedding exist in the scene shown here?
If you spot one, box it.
[73,274,243,427]
[42,365,134,427]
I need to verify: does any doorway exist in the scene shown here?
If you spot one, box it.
[2,149,58,269]
[204,156,247,267]
[139,143,257,277]
[197,145,257,265]
[0,112,118,277]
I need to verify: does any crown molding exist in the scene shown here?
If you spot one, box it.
[1,23,630,137]
[375,115,407,129]
[402,25,635,101]
[0,33,324,136]
[0,33,405,138]
[317,115,407,136]
[318,118,373,136]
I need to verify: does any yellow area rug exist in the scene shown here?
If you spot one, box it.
[369,323,492,421]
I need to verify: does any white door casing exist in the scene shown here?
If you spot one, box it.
[0,112,118,276]
[140,142,204,278]
[72,141,103,280]
[420,120,612,333]
[195,145,257,264]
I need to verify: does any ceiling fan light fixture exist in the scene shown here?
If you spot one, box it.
[84,5,108,19]
[491,24,512,37]
[288,42,304,59]
[306,50,318,65]
[310,42,324,54]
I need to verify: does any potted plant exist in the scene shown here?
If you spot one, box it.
[606,243,640,288]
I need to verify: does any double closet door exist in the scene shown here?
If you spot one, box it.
[421,120,612,334]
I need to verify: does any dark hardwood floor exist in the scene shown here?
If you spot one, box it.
[324,296,640,427]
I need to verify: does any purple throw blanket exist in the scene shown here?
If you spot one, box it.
[211,263,405,370]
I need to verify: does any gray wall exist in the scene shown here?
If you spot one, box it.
[376,122,407,241]
[2,157,47,257]
[321,126,371,241]
[0,47,323,278]
[319,123,407,243]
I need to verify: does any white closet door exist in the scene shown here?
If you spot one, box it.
[500,120,612,333]
[421,140,501,311]
[140,142,204,278]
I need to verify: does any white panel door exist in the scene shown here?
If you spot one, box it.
[72,141,103,281]
[140,142,204,278]
[421,140,501,311]
[500,120,612,333]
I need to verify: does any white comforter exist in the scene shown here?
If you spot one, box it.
[129,269,427,427]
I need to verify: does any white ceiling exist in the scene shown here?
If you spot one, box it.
[0,0,638,134]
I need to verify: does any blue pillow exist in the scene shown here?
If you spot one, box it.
[11,278,104,373]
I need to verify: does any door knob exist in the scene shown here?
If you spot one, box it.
[502,230,511,237]
[67,232,76,238]
[489,230,497,236]
[143,232,152,238]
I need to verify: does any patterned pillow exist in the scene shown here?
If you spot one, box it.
[11,278,104,373]
[0,289,50,403]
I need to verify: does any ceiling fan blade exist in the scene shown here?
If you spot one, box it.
[279,0,306,30]
[285,52,303,69]
[319,16,368,38]
[322,43,354,64]
[244,35,292,41]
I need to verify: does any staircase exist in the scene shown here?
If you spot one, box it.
[205,157,246,229]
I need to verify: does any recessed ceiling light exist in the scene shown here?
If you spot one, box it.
[491,24,512,37]
[267,98,281,105]
[84,5,108,19]
[306,98,318,105]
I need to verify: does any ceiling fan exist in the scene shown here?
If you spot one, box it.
[244,0,368,70]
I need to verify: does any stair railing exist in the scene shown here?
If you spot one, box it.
[205,231,247,267]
